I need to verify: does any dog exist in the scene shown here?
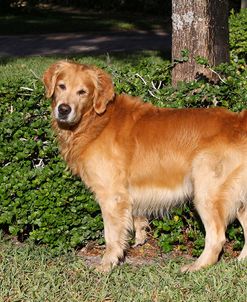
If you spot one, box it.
[43,60,247,272]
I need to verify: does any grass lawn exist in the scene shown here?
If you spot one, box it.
[0,51,168,83]
[0,236,247,302]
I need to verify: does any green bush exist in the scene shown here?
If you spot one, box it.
[0,78,103,253]
[1,9,247,255]
[230,8,247,60]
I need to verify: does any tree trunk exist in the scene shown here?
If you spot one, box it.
[172,0,229,86]
[241,0,247,9]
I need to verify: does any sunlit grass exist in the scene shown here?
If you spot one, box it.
[0,237,246,302]
[0,51,166,82]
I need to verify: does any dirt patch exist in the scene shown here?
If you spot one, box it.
[78,237,240,268]
[78,237,190,268]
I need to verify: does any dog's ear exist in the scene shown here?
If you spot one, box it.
[91,67,115,114]
[43,61,70,98]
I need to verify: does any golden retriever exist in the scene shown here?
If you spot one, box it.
[43,60,247,272]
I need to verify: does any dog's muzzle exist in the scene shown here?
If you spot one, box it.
[58,103,72,120]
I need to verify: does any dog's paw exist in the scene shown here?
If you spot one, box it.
[95,262,113,273]
[132,238,147,248]
[180,263,201,273]
[181,261,212,273]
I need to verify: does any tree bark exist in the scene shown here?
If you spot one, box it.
[172,0,229,86]
[241,0,247,9]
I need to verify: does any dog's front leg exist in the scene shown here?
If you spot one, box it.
[97,193,133,272]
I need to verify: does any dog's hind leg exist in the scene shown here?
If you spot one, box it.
[181,196,227,272]
[133,216,149,247]
[97,192,133,272]
[181,151,242,272]
[237,205,247,261]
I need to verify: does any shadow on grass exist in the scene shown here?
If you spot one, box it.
[0,4,171,59]
[0,5,171,35]
[0,30,171,58]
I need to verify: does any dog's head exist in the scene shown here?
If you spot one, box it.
[43,61,115,126]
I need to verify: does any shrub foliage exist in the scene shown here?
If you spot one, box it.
[1,9,247,254]
[0,79,103,252]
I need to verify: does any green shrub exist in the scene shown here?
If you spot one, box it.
[230,8,247,61]
[0,78,103,253]
[152,208,205,257]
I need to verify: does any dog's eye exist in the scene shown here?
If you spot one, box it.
[77,89,86,96]
[58,84,66,90]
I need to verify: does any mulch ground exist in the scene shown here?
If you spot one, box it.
[78,236,240,268]
[78,237,167,267]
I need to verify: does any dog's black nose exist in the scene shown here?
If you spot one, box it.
[58,104,71,117]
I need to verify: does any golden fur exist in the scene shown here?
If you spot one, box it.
[43,60,247,272]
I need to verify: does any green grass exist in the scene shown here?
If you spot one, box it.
[0,6,168,35]
[0,237,247,302]
[0,52,167,82]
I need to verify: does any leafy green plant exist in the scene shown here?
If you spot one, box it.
[229,8,247,61]
[152,207,205,256]
[0,78,103,253]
